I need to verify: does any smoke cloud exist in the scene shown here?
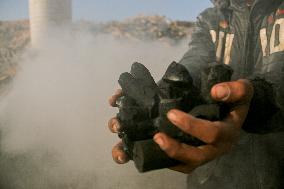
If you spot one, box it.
[0,29,189,188]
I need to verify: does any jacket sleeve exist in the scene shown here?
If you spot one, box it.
[179,8,217,89]
[243,63,284,134]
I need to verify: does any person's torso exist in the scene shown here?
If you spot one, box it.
[207,0,284,77]
[187,0,284,188]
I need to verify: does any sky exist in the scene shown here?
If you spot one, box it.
[0,0,212,22]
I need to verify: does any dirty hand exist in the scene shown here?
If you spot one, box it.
[153,79,254,173]
[108,89,130,164]
[108,79,254,170]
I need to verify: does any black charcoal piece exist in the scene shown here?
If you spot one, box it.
[201,63,233,102]
[119,120,157,141]
[162,61,193,85]
[130,62,157,88]
[190,104,222,121]
[118,72,157,109]
[132,140,179,172]
[116,62,233,173]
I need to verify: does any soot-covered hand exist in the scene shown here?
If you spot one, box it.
[108,62,239,173]
[153,79,254,174]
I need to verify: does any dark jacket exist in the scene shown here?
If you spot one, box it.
[179,0,284,188]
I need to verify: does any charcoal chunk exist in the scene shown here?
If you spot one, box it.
[116,62,233,172]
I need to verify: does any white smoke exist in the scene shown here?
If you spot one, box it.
[0,29,189,188]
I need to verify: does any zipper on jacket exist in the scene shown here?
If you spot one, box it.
[241,7,251,77]
[242,2,262,189]
[243,0,258,77]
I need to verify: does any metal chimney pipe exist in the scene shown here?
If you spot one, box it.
[29,0,72,47]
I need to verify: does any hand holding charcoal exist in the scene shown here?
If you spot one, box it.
[108,62,253,173]
[153,79,254,174]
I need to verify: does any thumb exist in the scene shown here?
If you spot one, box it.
[211,79,254,104]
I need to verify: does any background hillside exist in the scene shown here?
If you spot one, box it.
[0,16,194,81]
[0,16,194,51]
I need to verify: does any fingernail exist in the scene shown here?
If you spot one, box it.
[214,85,230,101]
[154,136,165,148]
[167,111,177,122]
[113,122,120,132]
[115,89,122,95]
[117,156,125,163]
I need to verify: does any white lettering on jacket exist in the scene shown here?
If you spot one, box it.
[216,31,225,62]
[260,28,268,56]
[224,34,235,65]
[210,30,217,44]
[260,18,284,56]
[210,30,234,64]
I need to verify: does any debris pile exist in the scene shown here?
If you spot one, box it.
[100,15,194,43]
[0,16,193,80]
[0,48,17,92]
[0,20,24,81]
[0,20,30,51]
[0,15,194,52]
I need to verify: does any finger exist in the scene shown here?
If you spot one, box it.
[197,145,221,161]
[167,110,221,144]
[112,141,130,164]
[211,80,253,129]
[211,79,253,104]
[108,89,123,107]
[226,104,250,129]
[154,133,207,165]
[108,117,120,133]
[169,164,195,174]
